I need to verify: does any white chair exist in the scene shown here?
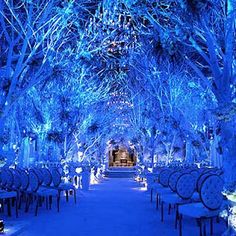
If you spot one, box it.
[161,173,196,225]
[147,172,159,202]
[18,168,30,211]
[32,168,44,186]
[178,174,225,236]
[51,168,76,203]
[0,169,18,217]
[27,170,60,216]
[154,169,175,209]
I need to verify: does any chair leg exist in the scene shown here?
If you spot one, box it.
[57,195,60,213]
[199,218,203,236]
[77,176,80,189]
[74,189,76,204]
[203,220,206,236]
[74,176,78,186]
[49,196,52,210]
[35,196,39,216]
[168,203,171,215]
[156,193,159,210]
[210,218,213,235]
[18,194,22,209]
[161,201,164,222]
[30,195,34,205]
[150,188,153,202]
[46,197,48,210]
[29,195,34,212]
[175,204,179,229]
[15,197,18,218]
[39,196,43,207]
[7,198,11,217]
[179,214,182,236]
[225,217,228,228]
[0,199,4,213]
[66,190,69,202]
[25,195,28,212]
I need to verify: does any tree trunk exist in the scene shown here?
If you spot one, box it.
[0,116,7,155]
[220,119,236,185]
[150,145,155,168]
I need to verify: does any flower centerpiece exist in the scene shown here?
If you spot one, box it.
[80,160,91,190]
[222,183,236,235]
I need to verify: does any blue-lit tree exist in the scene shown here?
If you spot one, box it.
[135,0,236,184]
[0,0,115,166]
[126,33,217,166]
[0,0,78,159]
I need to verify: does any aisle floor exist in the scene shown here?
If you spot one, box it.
[5,178,226,236]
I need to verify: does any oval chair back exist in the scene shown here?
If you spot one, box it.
[190,169,200,179]
[57,167,64,176]
[33,168,44,185]
[215,169,224,176]
[20,169,29,191]
[51,168,61,187]
[157,168,165,183]
[190,170,200,190]
[197,173,213,193]
[41,168,52,186]
[168,171,182,192]
[7,169,14,188]
[202,168,214,174]
[200,174,223,210]
[1,169,9,187]
[29,170,40,192]
[0,171,2,185]
[2,169,14,188]
[199,168,206,174]
[159,169,174,187]
[11,169,21,189]
[176,173,195,200]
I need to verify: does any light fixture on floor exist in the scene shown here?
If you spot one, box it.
[0,219,4,233]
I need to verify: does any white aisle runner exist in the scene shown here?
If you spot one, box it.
[19,178,224,236]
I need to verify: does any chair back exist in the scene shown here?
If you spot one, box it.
[215,169,224,175]
[190,169,200,189]
[2,169,14,188]
[58,167,64,176]
[202,168,214,174]
[197,173,212,192]
[33,168,44,185]
[200,174,223,210]
[29,170,39,192]
[20,169,29,190]
[41,168,52,186]
[168,171,182,192]
[1,169,9,186]
[190,169,200,179]
[176,173,195,199]
[11,169,21,189]
[7,169,14,187]
[159,169,174,187]
[51,168,61,187]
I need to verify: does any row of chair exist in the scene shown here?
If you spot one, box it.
[0,167,77,216]
[146,166,226,236]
